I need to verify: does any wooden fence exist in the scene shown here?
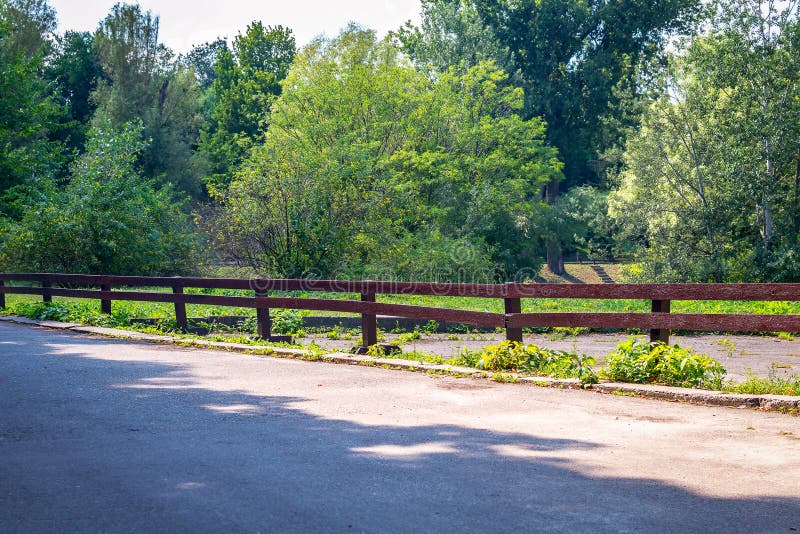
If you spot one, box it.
[1,273,799,349]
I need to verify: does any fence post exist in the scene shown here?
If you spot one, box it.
[650,299,671,344]
[42,279,52,303]
[255,290,271,339]
[361,291,377,349]
[504,285,523,343]
[100,284,112,314]
[0,279,5,309]
[172,284,187,332]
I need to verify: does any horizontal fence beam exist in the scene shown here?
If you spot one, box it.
[4,273,800,301]
[506,283,800,301]
[506,312,800,332]
[0,286,505,328]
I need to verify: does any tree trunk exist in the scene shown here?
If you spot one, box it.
[545,177,564,275]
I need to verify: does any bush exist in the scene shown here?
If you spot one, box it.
[600,339,726,388]
[0,121,201,275]
[469,341,597,382]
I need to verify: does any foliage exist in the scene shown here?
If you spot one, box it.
[217,27,561,280]
[724,365,800,396]
[0,121,201,275]
[183,37,228,89]
[393,0,510,74]
[92,3,204,197]
[543,185,621,262]
[45,30,102,156]
[600,339,726,388]
[0,1,64,209]
[199,23,296,191]
[403,0,701,186]
[610,1,800,282]
[270,309,305,335]
[470,341,597,382]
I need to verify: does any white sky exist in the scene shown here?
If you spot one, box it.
[50,0,422,54]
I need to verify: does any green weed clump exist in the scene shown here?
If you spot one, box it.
[600,339,726,388]
[463,341,597,382]
[724,365,800,396]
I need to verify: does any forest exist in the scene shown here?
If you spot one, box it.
[0,0,798,283]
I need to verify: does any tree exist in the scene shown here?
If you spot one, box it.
[393,0,510,74]
[0,0,56,57]
[183,37,228,89]
[216,27,561,280]
[93,3,203,197]
[610,1,800,281]
[0,0,63,214]
[401,0,702,273]
[0,121,201,275]
[45,30,102,156]
[199,23,295,191]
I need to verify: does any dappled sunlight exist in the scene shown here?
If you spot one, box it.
[202,403,266,416]
[176,482,207,490]
[351,441,459,459]
[489,443,573,460]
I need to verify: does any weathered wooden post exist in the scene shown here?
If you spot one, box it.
[504,283,523,343]
[42,279,52,303]
[361,291,377,350]
[0,279,5,309]
[255,289,271,339]
[650,299,671,344]
[100,283,112,314]
[172,284,187,332]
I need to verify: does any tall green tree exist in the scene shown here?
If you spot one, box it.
[393,0,510,74]
[0,0,55,57]
[217,27,561,279]
[93,3,203,197]
[0,0,63,214]
[401,0,701,272]
[45,30,102,156]
[610,0,800,281]
[183,37,228,89]
[199,23,295,192]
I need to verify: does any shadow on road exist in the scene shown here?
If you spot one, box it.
[1,323,799,532]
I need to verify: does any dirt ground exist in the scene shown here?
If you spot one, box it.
[306,331,800,382]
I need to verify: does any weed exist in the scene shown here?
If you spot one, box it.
[548,326,591,340]
[600,339,726,388]
[446,334,460,341]
[713,338,737,358]
[463,341,597,383]
[393,330,422,345]
[777,332,795,341]
[271,310,305,335]
[421,320,440,335]
[491,373,518,383]
[724,364,800,396]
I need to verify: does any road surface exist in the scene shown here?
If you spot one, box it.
[1,321,799,532]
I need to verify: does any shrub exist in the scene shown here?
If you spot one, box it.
[0,121,201,275]
[600,339,726,388]
[470,341,597,382]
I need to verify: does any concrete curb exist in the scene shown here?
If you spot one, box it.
[2,315,798,415]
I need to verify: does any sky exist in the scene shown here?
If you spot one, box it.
[49,0,422,54]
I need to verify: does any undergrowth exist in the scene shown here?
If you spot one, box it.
[600,339,726,389]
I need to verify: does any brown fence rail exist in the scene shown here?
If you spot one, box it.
[1,273,799,349]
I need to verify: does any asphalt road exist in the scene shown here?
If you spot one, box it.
[1,321,799,533]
